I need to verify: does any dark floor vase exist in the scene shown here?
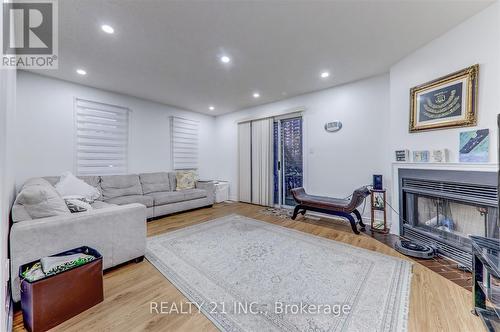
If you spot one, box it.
[20,246,104,332]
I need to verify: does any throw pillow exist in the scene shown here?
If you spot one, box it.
[176,170,197,190]
[65,199,93,213]
[55,171,101,202]
[15,178,71,219]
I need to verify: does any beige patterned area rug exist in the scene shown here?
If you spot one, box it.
[146,214,412,332]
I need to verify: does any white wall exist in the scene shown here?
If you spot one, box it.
[388,2,500,234]
[390,2,499,164]
[16,71,217,186]
[14,1,499,239]
[214,74,391,219]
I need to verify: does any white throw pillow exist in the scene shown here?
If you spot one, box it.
[55,171,101,202]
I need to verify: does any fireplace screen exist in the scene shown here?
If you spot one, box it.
[400,170,498,269]
[408,194,487,240]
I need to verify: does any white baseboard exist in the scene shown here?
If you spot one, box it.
[5,285,12,332]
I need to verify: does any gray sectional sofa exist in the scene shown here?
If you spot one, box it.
[41,172,214,219]
[10,172,215,302]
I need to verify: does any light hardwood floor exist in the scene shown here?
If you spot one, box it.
[13,202,484,332]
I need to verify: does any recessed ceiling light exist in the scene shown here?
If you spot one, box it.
[208,106,215,111]
[220,55,231,64]
[101,24,114,34]
[76,69,87,75]
[320,71,330,79]
[253,92,260,98]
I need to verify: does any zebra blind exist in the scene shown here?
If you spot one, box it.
[75,98,129,175]
[171,116,198,170]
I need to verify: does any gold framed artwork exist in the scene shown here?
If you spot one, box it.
[409,64,478,132]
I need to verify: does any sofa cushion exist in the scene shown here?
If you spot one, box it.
[14,178,70,219]
[78,175,100,188]
[175,170,197,190]
[11,204,32,222]
[79,176,102,198]
[139,172,170,194]
[42,176,60,186]
[100,175,143,200]
[183,188,208,200]
[168,172,177,192]
[24,177,54,187]
[147,189,207,205]
[105,195,154,207]
[146,191,186,205]
[90,201,116,209]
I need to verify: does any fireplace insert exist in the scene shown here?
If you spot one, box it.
[399,169,498,269]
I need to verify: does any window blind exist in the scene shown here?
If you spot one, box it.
[171,116,198,170]
[75,98,130,175]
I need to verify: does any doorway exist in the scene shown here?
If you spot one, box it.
[273,116,303,207]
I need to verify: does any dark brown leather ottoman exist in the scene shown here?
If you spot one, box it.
[20,246,104,332]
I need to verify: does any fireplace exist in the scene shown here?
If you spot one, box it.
[399,169,498,269]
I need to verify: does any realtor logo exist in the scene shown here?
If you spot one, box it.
[2,0,58,68]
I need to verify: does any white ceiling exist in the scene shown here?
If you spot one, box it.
[31,0,493,115]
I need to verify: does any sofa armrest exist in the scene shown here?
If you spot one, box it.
[196,181,215,204]
[9,203,146,302]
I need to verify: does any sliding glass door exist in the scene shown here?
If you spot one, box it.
[273,116,303,207]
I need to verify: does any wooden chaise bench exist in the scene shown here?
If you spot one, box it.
[290,186,371,234]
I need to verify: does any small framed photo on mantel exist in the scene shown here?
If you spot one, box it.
[395,150,409,162]
[413,150,430,163]
[459,129,489,162]
[409,65,478,132]
[431,149,449,163]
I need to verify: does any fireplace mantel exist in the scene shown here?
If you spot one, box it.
[392,162,498,172]
[389,162,498,235]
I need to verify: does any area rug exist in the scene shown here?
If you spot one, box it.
[146,214,412,332]
[260,207,292,219]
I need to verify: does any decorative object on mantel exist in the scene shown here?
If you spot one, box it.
[395,149,409,162]
[431,149,449,163]
[370,188,388,234]
[324,120,342,132]
[413,150,430,162]
[409,64,478,132]
[459,129,489,163]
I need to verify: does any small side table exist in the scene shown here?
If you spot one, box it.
[214,181,230,203]
[370,189,388,234]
